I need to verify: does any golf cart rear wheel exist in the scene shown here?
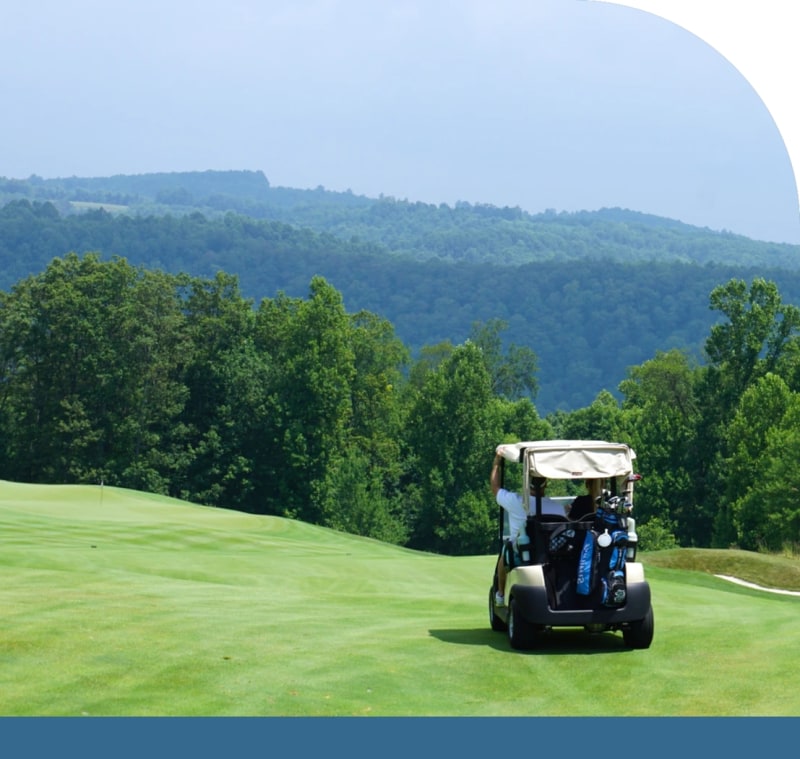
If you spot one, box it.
[508,598,536,650]
[623,604,654,649]
[489,587,507,631]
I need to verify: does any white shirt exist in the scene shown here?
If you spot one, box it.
[496,488,566,543]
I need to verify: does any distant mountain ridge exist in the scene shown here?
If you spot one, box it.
[3,169,798,270]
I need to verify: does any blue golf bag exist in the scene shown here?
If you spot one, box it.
[576,505,629,606]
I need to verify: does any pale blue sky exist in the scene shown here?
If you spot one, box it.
[2,0,798,244]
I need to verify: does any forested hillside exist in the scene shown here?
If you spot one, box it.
[2,171,800,412]
[3,172,800,553]
[4,170,799,268]
[2,253,800,555]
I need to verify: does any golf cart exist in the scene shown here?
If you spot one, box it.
[489,440,654,650]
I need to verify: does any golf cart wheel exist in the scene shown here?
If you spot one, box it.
[623,604,654,649]
[508,598,536,650]
[489,587,507,631]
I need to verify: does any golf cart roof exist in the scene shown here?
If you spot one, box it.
[496,440,637,480]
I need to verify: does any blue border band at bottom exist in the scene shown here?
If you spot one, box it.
[3,717,795,758]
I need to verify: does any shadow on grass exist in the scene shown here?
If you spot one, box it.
[429,627,631,655]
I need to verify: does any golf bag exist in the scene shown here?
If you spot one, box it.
[576,529,599,596]
[576,504,630,606]
[599,530,628,606]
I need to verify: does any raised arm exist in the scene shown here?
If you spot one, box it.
[491,452,503,497]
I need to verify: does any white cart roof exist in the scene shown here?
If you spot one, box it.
[496,440,636,480]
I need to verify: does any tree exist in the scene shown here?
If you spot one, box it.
[469,318,538,400]
[402,341,501,554]
[0,253,190,489]
[554,389,628,442]
[498,397,551,444]
[255,277,356,524]
[749,407,800,551]
[705,278,800,408]
[719,374,796,550]
[619,349,699,545]
[319,309,411,543]
[696,278,800,545]
[177,271,264,509]
[320,444,409,545]
[407,341,454,390]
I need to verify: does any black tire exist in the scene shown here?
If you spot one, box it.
[489,587,507,631]
[623,604,654,649]
[508,598,536,650]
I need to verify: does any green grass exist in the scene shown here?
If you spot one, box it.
[1,479,799,716]
[643,546,800,591]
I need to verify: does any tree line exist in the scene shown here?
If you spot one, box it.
[4,198,800,414]
[1,253,799,555]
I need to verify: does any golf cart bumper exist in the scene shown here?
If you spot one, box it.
[510,581,652,626]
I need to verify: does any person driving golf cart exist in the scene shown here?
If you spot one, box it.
[491,455,565,606]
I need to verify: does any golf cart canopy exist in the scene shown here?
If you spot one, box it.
[496,440,637,480]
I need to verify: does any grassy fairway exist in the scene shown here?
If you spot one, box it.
[1,480,798,716]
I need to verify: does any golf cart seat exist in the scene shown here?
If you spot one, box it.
[527,515,589,607]
[527,513,572,565]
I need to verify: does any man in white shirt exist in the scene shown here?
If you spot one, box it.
[491,454,566,606]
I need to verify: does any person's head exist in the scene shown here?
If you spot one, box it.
[584,478,602,500]
[530,476,547,494]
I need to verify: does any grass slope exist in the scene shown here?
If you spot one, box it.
[1,480,798,717]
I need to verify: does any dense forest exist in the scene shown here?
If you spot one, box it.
[0,254,799,556]
[2,170,800,556]
[3,171,800,412]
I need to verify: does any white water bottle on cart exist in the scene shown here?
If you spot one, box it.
[518,532,531,564]
[626,516,637,561]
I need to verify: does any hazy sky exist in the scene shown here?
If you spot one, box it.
[2,0,798,244]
